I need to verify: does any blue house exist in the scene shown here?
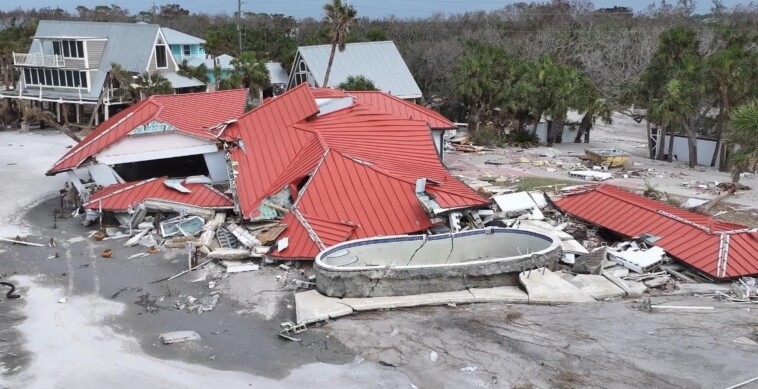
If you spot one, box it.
[161,27,205,62]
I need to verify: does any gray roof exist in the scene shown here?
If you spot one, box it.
[163,72,205,89]
[265,62,288,85]
[20,21,164,102]
[293,41,422,99]
[162,27,206,46]
[188,54,235,70]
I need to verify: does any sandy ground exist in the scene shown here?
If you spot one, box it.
[446,113,758,215]
[0,130,74,237]
[2,127,758,388]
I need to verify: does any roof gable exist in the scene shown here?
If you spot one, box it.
[48,89,248,175]
[161,27,206,46]
[291,41,422,99]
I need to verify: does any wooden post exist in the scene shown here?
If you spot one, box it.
[104,103,110,121]
[76,104,81,123]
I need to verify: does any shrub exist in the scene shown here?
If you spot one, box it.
[470,125,505,148]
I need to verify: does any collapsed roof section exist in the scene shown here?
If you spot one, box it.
[555,184,758,279]
[83,177,233,211]
[222,84,488,259]
[47,89,248,175]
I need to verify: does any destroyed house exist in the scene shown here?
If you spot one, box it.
[287,41,423,100]
[46,89,248,187]
[556,184,758,279]
[220,84,488,259]
[2,21,206,125]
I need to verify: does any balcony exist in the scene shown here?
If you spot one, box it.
[13,52,65,68]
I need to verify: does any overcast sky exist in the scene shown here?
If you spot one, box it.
[1,0,747,18]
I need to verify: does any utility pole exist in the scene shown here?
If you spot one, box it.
[237,0,243,54]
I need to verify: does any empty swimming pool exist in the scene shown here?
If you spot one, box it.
[314,227,562,298]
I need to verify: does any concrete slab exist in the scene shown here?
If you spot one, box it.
[468,286,528,303]
[295,290,353,325]
[297,286,531,324]
[519,268,596,304]
[664,283,733,296]
[569,274,625,300]
[341,290,476,311]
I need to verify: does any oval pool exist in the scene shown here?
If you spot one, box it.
[314,227,562,298]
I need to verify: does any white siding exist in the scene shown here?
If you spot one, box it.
[96,132,218,165]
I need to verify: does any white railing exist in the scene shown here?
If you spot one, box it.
[12,52,65,68]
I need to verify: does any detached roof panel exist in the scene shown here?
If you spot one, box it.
[555,184,758,279]
[296,41,422,99]
[83,177,233,211]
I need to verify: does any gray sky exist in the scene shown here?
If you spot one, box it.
[1,0,747,18]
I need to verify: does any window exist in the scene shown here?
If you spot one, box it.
[23,68,88,89]
[183,45,191,56]
[56,40,84,58]
[155,45,167,68]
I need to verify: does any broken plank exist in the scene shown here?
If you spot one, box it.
[0,237,44,247]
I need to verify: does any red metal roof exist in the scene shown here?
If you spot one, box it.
[48,89,248,175]
[83,177,233,211]
[311,88,349,99]
[349,91,456,129]
[225,85,488,259]
[555,184,758,279]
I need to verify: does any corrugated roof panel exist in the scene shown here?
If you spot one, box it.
[556,184,757,279]
[296,41,422,99]
[224,84,320,219]
[350,91,455,129]
[83,177,233,211]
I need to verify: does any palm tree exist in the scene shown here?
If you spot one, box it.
[230,52,270,105]
[178,59,209,86]
[727,100,758,183]
[338,75,377,91]
[648,78,699,164]
[109,63,137,102]
[322,0,357,88]
[135,71,173,99]
[707,45,753,169]
[575,96,613,143]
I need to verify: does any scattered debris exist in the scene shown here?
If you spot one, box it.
[608,245,666,273]
[160,331,201,344]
